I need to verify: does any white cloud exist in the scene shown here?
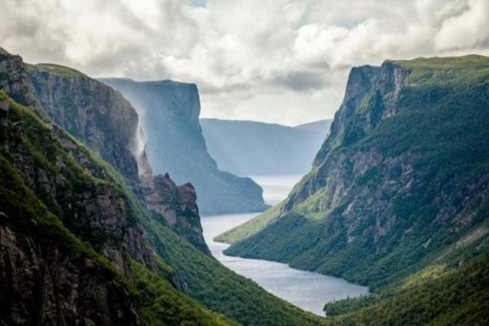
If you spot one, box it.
[1,0,488,125]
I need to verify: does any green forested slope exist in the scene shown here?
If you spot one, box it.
[220,55,489,324]
[0,89,322,324]
[0,91,231,325]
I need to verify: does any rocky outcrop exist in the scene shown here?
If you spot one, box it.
[101,78,267,215]
[0,50,40,112]
[28,65,149,181]
[139,174,210,254]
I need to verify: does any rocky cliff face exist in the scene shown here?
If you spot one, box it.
[224,55,489,287]
[0,222,141,325]
[28,65,149,181]
[0,93,145,325]
[101,78,267,215]
[0,51,150,181]
[0,50,41,111]
[139,174,210,254]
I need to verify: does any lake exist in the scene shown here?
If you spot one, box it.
[201,175,369,316]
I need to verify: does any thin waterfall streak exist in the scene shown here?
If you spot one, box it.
[131,119,151,176]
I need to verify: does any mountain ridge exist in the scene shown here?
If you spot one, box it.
[201,118,331,175]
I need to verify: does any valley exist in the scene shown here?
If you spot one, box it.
[1,4,489,321]
[201,175,368,316]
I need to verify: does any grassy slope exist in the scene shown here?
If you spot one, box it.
[216,204,282,244]
[26,63,86,78]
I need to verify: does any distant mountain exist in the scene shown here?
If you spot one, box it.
[101,78,267,215]
[200,118,331,176]
[294,119,332,133]
[218,55,489,323]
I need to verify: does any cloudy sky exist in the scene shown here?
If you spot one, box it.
[1,0,489,125]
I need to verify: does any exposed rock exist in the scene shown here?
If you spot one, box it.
[0,50,210,261]
[0,224,140,326]
[28,68,144,181]
[0,52,41,112]
[139,174,210,255]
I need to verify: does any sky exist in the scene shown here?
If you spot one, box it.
[1,0,489,126]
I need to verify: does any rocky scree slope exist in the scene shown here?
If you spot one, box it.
[101,78,267,215]
[221,55,489,290]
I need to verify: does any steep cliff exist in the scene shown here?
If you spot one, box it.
[139,174,210,254]
[0,49,149,181]
[222,55,489,290]
[0,49,212,254]
[101,78,267,215]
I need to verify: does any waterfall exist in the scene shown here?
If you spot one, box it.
[131,119,152,176]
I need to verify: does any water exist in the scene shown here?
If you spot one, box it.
[201,175,369,316]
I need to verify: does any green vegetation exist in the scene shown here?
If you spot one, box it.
[1,90,324,324]
[392,55,489,86]
[222,56,489,324]
[130,260,232,326]
[141,214,323,325]
[216,203,282,244]
[324,254,489,325]
[27,63,86,78]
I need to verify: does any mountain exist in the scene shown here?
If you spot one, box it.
[100,78,267,215]
[0,90,228,325]
[0,48,322,325]
[200,118,331,175]
[294,119,332,133]
[218,55,489,323]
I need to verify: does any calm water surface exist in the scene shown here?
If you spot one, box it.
[201,175,369,316]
